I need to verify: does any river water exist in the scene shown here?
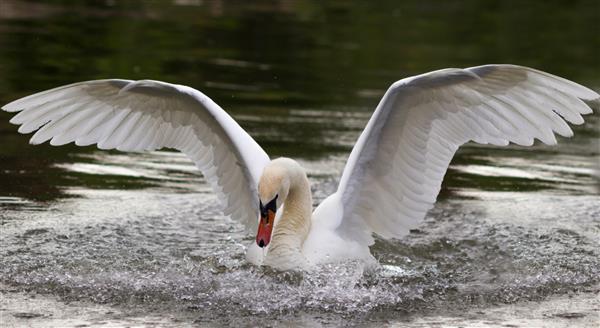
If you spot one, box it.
[0,1,599,327]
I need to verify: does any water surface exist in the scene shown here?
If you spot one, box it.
[1,1,599,327]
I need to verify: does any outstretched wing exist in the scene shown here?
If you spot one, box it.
[2,79,270,229]
[324,65,598,245]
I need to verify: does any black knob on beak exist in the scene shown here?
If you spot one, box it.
[258,239,265,248]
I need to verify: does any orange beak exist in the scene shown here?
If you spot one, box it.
[256,209,275,248]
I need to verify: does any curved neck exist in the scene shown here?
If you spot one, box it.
[266,167,312,269]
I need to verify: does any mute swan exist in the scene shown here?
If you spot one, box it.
[3,65,598,270]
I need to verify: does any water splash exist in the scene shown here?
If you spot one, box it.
[2,188,598,324]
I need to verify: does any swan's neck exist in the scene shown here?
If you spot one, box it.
[266,169,312,269]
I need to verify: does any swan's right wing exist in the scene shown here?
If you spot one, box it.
[3,80,270,229]
[324,65,598,245]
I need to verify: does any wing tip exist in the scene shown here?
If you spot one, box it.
[29,137,44,145]
[541,137,558,146]
[2,103,21,113]
[583,98,600,114]
[8,116,22,125]
[49,136,72,147]
[560,127,574,138]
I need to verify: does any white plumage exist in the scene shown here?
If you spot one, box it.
[4,79,270,229]
[330,65,597,246]
[3,65,598,270]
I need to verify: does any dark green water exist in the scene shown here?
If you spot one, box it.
[0,1,599,327]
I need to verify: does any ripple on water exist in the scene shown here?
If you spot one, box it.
[1,188,599,323]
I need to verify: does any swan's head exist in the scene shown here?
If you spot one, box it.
[255,159,293,248]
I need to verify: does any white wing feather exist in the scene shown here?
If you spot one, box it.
[324,65,599,245]
[2,79,270,229]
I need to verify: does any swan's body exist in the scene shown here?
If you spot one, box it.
[3,65,598,271]
[246,158,375,270]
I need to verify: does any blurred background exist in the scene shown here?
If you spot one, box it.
[0,1,599,327]
[0,0,598,201]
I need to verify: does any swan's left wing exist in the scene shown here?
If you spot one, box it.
[323,65,598,245]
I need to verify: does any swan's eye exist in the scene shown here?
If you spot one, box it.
[259,195,278,223]
[259,200,267,218]
[266,195,278,212]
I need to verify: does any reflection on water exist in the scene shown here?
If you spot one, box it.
[0,0,599,326]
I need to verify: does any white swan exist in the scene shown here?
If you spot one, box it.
[3,65,598,270]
